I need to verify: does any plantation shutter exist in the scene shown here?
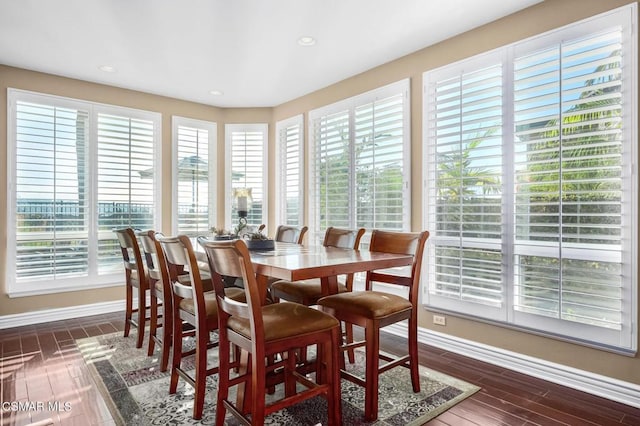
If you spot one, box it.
[426,59,505,317]
[175,121,215,236]
[513,28,625,331]
[276,117,303,226]
[228,125,267,227]
[312,110,352,231]
[355,93,406,230]
[14,101,90,280]
[97,112,156,273]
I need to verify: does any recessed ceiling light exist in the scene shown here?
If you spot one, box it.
[209,90,224,96]
[297,36,316,46]
[99,65,116,73]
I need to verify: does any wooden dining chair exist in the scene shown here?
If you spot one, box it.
[271,227,366,364]
[271,227,366,305]
[317,229,430,421]
[157,235,245,419]
[136,230,172,371]
[274,224,308,244]
[114,227,149,349]
[201,239,342,426]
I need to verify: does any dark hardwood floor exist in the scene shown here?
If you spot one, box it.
[1,311,639,425]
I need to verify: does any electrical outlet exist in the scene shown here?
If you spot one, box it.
[433,314,446,326]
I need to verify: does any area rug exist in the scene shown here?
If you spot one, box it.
[77,332,479,425]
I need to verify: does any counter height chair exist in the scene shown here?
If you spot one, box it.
[274,224,308,244]
[136,230,172,371]
[158,235,245,420]
[201,239,342,426]
[271,227,366,363]
[317,229,429,421]
[114,227,149,349]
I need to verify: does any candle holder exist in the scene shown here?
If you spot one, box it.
[232,187,252,236]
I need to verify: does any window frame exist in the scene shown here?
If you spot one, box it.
[171,116,217,236]
[6,89,162,297]
[422,4,638,352]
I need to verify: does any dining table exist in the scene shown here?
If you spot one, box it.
[195,239,414,305]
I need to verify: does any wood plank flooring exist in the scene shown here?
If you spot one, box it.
[1,311,638,425]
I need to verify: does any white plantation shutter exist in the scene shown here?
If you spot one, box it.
[355,93,407,230]
[13,100,90,281]
[276,115,303,226]
[96,112,156,273]
[425,57,505,319]
[225,124,268,228]
[7,90,161,296]
[309,79,410,244]
[173,117,216,236]
[424,6,636,350]
[512,28,626,335]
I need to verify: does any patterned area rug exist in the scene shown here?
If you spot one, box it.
[77,332,479,425]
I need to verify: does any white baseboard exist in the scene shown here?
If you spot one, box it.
[0,300,126,330]
[383,323,640,409]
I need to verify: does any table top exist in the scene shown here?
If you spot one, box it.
[247,241,412,282]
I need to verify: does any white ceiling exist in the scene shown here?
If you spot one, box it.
[0,0,542,107]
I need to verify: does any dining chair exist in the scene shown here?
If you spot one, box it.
[274,224,308,244]
[317,229,430,421]
[136,230,172,371]
[157,235,245,419]
[270,227,366,363]
[271,227,366,305]
[114,227,149,349]
[201,239,342,426]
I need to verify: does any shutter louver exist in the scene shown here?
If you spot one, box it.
[231,129,266,226]
[279,122,302,225]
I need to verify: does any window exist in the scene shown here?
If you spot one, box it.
[423,5,637,351]
[224,124,268,230]
[275,115,304,226]
[7,90,161,297]
[309,79,410,244]
[172,117,217,236]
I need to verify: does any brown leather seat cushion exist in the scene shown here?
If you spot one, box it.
[318,291,412,319]
[271,279,348,301]
[178,287,246,316]
[228,302,339,342]
[177,272,214,292]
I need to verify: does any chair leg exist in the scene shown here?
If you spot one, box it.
[409,315,420,393]
[250,352,267,426]
[159,303,171,372]
[344,321,355,364]
[169,312,182,394]
[216,337,231,426]
[136,288,146,348]
[328,328,342,426]
[124,283,133,337]
[364,322,380,422]
[148,291,158,356]
[192,328,208,419]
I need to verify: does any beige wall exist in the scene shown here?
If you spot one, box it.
[1,0,638,386]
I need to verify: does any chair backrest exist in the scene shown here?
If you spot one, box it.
[137,230,171,295]
[323,227,366,250]
[113,227,147,287]
[158,235,209,321]
[274,225,308,244]
[200,239,264,339]
[366,230,430,305]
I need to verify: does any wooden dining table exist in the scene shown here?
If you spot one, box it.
[195,239,414,305]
